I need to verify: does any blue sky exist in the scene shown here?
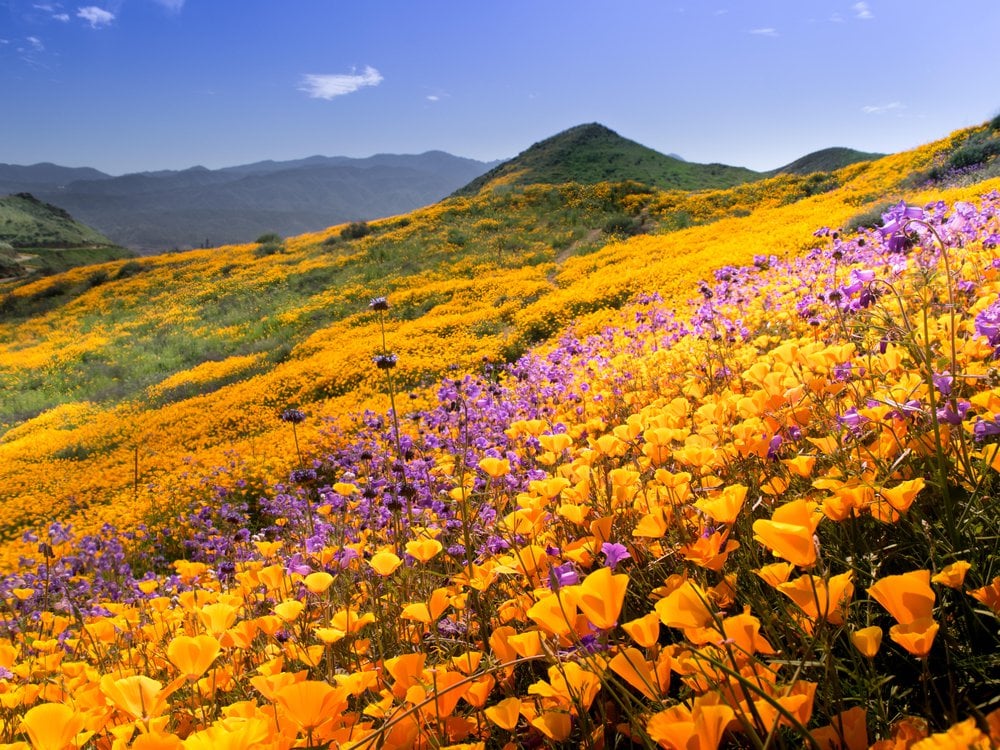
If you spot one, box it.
[2,0,998,175]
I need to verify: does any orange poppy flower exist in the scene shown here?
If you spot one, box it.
[969,576,1000,615]
[867,570,935,624]
[608,647,669,701]
[756,562,794,587]
[931,561,971,589]
[526,589,579,637]
[531,711,573,742]
[274,599,305,622]
[529,662,602,711]
[273,680,348,733]
[752,499,821,567]
[850,626,883,658]
[695,484,748,524]
[576,566,629,630]
[721,612,776,656]
[654,580,715,630]
[485,696,522,731]
[369,550,403,576]
[507,630,546,658]
[167,634,221,681]
[680,531,739,572]
[777,572,854,625]
[99,674,180,723]
[478,456,511,478]
[811,706,868,750]
[181,717,271,750]
[20,703,89,750]
[889,618,939,658]
[302,571,335,594]
[647,695,735,750]
[622,610,662,648]
[405,538,443,563]
[131,732,184,750]
[197,602,239,636]
[871,478,925,523]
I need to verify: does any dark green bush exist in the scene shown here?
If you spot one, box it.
[253,241,284,258]
[114,260,147,280]
[602,213,645,237]
[340,221,371,240]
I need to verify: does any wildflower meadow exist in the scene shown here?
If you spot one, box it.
[1,123,1000,748]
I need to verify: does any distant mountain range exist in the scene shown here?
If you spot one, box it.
[1,126,882,254]
[0,153,502,253]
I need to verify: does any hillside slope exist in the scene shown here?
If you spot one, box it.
[0,192,131,276]
[454,123,761,195]
[0,121,999,749]
[1,119,994,551]
[773,146,884,175]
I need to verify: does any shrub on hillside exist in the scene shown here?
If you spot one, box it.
[340,221,372,240]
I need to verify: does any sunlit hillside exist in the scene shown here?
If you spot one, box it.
[1,120,1000,748]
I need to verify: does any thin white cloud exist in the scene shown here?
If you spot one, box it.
[77,6,115,27]
[853,1,873,19]
[862,101,904,115]
[830,11,845,22]
[33,2,71,21]
[299,66,383,100]
[152,0,185,11]
[748,27,778,36]
[26,36,44,50]
[426,95,440,102]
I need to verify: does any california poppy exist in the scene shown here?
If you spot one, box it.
[752,499,820,567]
[655,580,715,630]
[647,694,734,750]
[576,566,628,630]
[485,696,522,730]
[167,634,221,681]
[850,626,883,658]
[889,618,939,658]
[20,702,89,750]
[867,570,934,624]
[273,680,348,733]
[369,550,403,576]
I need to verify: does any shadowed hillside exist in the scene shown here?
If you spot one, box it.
[0,192,131,276]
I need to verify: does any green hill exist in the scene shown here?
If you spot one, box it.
[453,123,761,195]
[0,192,131,276]
[773,146,885,175]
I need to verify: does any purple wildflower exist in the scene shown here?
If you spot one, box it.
[936,401,970,426]
[279,408,307,424]
[973,417,1000,442]
[975,298,1000,346]
[880,202,925,253]
[550,562,579,588]
[766,434,783,461]
[932,372,953,397]
[373,353,398,370]
[601,542,631,570]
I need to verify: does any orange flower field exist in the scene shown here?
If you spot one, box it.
[0,122,999,748]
